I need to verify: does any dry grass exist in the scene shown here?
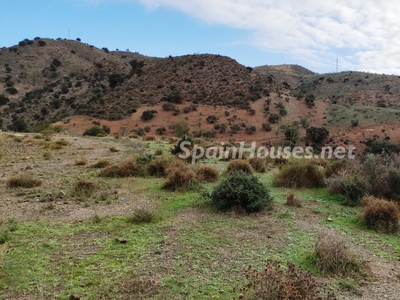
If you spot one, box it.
[273,160,325,188]
[109,146,120,153]
[362,197,400,233]
[6,175,42,188]
[74,156,88,166]
[99,159,143,178]
[241,260,336,300]
[248,157,267,173]
[131,208,157,224]
[227,159,253,175]
[89,158,112,169]
[147,155,174,177]
[286,191,302,207]
[164,160,197,190]
[313,231,361,276]
[196,165,219,182]
[74,180,98,197]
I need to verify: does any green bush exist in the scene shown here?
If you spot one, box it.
[141,110,157,121]
[210,171,273,213]
[273,160,325,188]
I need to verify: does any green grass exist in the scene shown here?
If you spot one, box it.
[1,160,399,299]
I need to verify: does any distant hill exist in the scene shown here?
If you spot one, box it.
[2,37,400,147]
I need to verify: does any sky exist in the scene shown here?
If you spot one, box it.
[2,0,400,74]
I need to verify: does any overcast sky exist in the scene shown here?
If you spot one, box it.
[2,0,400,74]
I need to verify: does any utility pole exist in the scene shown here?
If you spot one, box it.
[336,58,338,73]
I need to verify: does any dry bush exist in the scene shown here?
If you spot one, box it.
[227,159,253,175]
[74,156,88,166]
[196,165,219,182]
[164,160,197,190]
[362,197,400,233]
[147,156,174,177]
[99,159,143,177]
[7,175,42,188]
[324,159,347,177]
[286,191,301,207]
[154,149,163,156]
[109,146,120,153]
[273,160,325,188]
[240,260,336,300]
[89,158,112,169]
[131,208,157,224]
[248,157,266,173]
[313,231,361,276]
[74,180,98,197]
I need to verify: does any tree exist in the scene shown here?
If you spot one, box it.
[306,127,329,143]
[284,126,300,143]
[305,94,315,107]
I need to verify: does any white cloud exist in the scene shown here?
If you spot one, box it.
[134,0,400,74]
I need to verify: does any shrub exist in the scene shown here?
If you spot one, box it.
[261,123,272,132]
[206,115,218,124]
[362,198,399,233]
[196,165,219,182]
[268,113,280,123]
[74,180,98,197]
[99,160,143,177]
[210,171,273,213]
[170,120,189,137]
[141,110,157,121]
[286,191,301,207]
[147,156,174,177]
[248,157,266,173]
[108,73,125,88]
[75,156,88,166]
[313,231,361,276]
[240,260,335,300]
[306,127,329,143]
[339,175,367,206]
[273,160,325,188]
[7,175,42,188]
[89,158,112,169]
[83,126,108,136]
[227,159,253,175]
[131,208,156,224]
[164,160,197,190]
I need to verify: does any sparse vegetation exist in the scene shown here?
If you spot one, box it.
[241,260,335,300]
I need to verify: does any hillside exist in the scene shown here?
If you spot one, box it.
[2,38,400,147]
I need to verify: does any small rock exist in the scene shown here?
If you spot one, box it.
[59,190,66,198]
[327,217,333,222]
[69,295,80,300]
